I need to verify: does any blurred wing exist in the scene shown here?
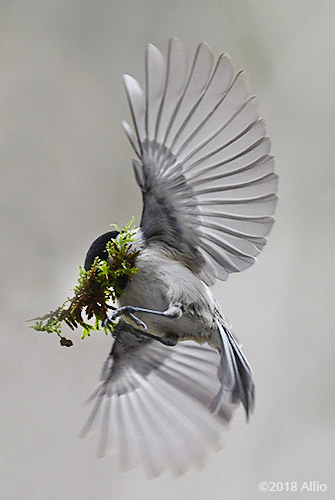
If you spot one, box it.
[80,325,236,477]
[123,38,278,285]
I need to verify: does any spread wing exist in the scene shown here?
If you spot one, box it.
[80,321,236,477]
[123,38,278,285]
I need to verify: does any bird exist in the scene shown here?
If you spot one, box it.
[80,38,278,477]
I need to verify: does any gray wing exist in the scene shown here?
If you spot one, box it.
[123,38,278,285]
[80,322,236,477]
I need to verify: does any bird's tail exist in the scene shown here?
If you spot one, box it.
[210,316,255,419]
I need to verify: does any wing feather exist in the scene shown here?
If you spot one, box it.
[155,38,188,144]
[123,39,278,284]
[81,327,234,476]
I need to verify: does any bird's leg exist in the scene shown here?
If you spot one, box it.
[126,324,178,346]
[108,318,178,346]
[108,304,182,326]
[104,305,182,346]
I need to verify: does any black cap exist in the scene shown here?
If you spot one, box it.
[84,230,119,271]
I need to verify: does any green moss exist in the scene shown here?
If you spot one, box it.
[29,219,139,347]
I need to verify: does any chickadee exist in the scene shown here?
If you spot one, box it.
[81,38,278,476]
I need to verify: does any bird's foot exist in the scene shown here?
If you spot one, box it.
[104,318,123,342]
[159,334,178,346]
[105,305,148,331]
[105,304,182,347]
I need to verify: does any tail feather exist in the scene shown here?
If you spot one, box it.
[210,317,255,418]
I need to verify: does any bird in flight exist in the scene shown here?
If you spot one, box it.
[81,38,278,476]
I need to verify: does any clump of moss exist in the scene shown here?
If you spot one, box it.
[30,219,139,347]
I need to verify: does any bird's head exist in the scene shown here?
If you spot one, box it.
[84,230,119,271]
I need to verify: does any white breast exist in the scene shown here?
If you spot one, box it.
[118,244,216,340]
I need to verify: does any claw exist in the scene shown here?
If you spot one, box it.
[104,317,122,342]
[103,317,114,329]
[129,312,148,331]
[108,306,148,331]
[112,332,122,342]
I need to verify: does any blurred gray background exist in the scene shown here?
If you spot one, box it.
[1,1,334,499]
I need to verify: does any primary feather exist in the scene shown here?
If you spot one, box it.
[123,38,278,285]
